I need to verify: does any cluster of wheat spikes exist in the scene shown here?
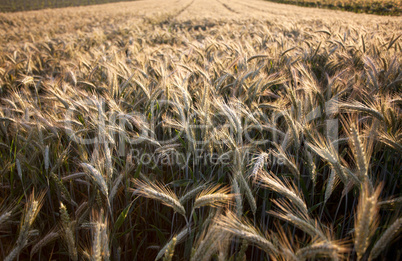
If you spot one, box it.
[0,2,401,260]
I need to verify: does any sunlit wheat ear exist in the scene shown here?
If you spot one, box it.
[179,183,207,205]
[283,110,300,149]
[305,149,317,185]
[92,222,102,261]
[192,185,234,210]
[274,223,299,261]
[369,217,402,260]
[272,144,300,178]
[344,119,373,186]
[162,236,176,261]
[296,239,348,260]
[306,135,353,185]
[5,191,44,261]
[191,220,229,261]
[91,210,109,261]
[269,199,327,240]
[217,100,243,139]
[216,211,278,256]
[81,163,109,199]
[378,129,402,153]
[249,151,268,180]
[324,170,340,203]
[60,203,78,261]
[155,227,189,261]
[258,170,308,215]
[132,179,186,217]
[354,182,381,260]
[338,100,385,121]
[350,126,368,181]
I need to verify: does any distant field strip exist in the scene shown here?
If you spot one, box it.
[264,0,401,15]
[0,0,137,12]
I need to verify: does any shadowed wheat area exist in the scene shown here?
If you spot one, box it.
[0,0,401,260]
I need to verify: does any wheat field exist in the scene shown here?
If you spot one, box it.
[0,0,401,260]
[265,0,401,15]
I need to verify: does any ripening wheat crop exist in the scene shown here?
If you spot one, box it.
[0,0,401,260]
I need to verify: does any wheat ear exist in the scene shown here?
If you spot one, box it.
[216,211,278,255]
[193,185,234,210]
[354,183,381,260]
[258,170,308,215]
[133,179,186,217]
[369,217,402,260]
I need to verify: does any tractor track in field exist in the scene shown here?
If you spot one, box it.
[216,0,240,14]
[231,0,276,15]
[174,0,195,17]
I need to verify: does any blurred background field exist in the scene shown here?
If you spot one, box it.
[0,0,134,12]
[266,0,401,15]
[0,0,401,15]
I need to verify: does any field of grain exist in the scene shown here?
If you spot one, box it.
[266,0,401,15]
[1,0,401,15]
[0,0,132,12]
[0,0,401,260]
